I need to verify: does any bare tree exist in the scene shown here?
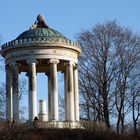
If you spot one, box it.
[0,37,6,120]
[130,83,140,135]
[113,31,140,134]
[77,20,140,129]
[126,67,140,135]
[0,82,6,120]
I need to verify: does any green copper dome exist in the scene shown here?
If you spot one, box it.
[17,15,67,40]
[1,15,81,50]
[16,28,67,40]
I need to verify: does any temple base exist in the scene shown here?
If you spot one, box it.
[26,121,83,129]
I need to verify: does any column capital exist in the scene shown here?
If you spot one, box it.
[49,58,59,64]
[26,58,38,65]
[64,61,75,67]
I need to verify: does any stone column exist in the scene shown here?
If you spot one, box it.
[64,70,69,121]
[46,73,51,121]
[6,65,13,121]
[66,62,75,121]
[49,58,59,121]
[27,59,37,121]
[11,62,19,121]
[74,65,79,121]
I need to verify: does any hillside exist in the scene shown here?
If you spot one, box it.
[0,124,139,140]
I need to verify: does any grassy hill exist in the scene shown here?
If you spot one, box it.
[0,121,140,140]
[0,124,140,140]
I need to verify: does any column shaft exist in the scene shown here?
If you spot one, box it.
[6,65,13,121]
[27,60,37,121]
[74,66,79,121]
[47,73,52,121]
[66,62,75,121]
[50,58,59,121]
[64,71,69,121]
[12,63,19,121]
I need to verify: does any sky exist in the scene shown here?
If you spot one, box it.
[0,0,140,119]
[0,0,140,43]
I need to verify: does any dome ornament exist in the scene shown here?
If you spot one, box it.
[30,14,49,29]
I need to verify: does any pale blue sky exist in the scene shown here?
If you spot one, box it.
[0,0,140,119]
[0,0,140,43]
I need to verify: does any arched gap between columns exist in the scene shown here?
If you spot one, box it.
[37,73,48,118]
[58,72,65,121]
[19,72,28,122]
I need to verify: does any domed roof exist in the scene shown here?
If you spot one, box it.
[17,14,67,40]
[16,28,66,40]
[1,15,81,50]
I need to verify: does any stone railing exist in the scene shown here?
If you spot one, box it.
[1,37,81,49]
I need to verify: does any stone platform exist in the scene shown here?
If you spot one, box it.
[26,121,83,129]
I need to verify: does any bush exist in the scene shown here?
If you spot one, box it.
[0,121,139,140]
